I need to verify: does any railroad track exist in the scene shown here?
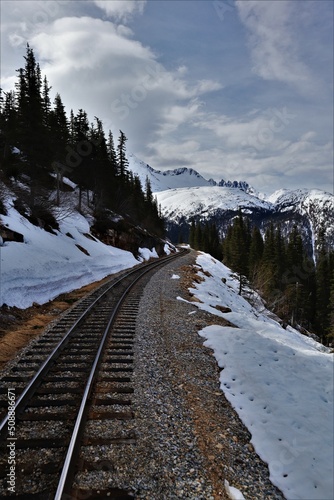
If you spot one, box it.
[0,249,188,499]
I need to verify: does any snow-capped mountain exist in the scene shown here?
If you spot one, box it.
[157,185,333,256]
[128,153,257,195]
[127,154,333,256]
[156,186,272,219]
[128,153,214,192]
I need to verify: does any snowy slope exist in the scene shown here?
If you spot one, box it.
[182,252,333,500]
[128,153,213,192]
[0,207,160,309]
[155,186,273,221]
[268,188,334,220]
[268,188,334,252]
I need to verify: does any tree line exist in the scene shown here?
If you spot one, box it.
[189,214,334,345]
[0,45,164,237]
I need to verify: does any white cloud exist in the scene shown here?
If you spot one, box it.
[236,0,314,91]
[94,0,147,22]
[32,16,153,70]
[25,13,222,175]
[194,107,297,154]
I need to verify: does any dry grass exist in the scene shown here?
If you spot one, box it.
[0,274,116,370]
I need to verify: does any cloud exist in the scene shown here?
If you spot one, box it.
[194,107,297,152]
[32,16,153,70]
[27,13,222,172]
[94,0,147,22]
[235,0,314,91]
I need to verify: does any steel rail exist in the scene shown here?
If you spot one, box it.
[54,253,172,499]
[0,249,186,442]
[0,252,188,441]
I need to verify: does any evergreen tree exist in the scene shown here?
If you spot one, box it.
[315,232,331,340]
[0,90,18,173]
[15,44,50,202]
[41,75,52,127]
[117,130,129,178]
[189,220,196,248]
[260,223,280,297]
[71,109,92,211]
[224,211,249,294]
[249,226,264,279]
[107,130,118,174]
[145,176,154,206]
[327,269,334,345]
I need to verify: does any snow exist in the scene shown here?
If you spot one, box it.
[128,153,213,192]
[186,252,333,500]
[138,247,159,261]
[224,480,246,500]
[267,187,333,205]
[155,186,273,222]
[0,207,143,309]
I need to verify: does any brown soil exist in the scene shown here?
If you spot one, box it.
[0,274,117,371]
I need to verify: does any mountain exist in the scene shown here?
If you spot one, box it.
[155,186,272,219]
[128,153,260,195]
[157,186,333,256]
[126,154,334,256]
[267,188,334,255]
[128,153,215,192]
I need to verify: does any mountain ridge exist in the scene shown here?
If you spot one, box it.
[128,153,334,256]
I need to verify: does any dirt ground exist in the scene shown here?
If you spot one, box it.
[0,274,116,371]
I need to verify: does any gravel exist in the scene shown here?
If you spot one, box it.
[76,250,285,499]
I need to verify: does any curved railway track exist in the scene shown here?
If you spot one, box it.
[0,249,188,499]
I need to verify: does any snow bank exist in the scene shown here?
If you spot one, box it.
[0,208,140,309]
[190,253,333,500]
[138,247,159,261]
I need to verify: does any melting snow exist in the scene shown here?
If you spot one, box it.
[187,252,333,500]
[0,207,149,309]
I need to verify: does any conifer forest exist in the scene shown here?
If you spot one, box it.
[0,45,165,239]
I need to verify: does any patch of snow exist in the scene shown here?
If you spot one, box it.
[224,480,246,500]
[186,252,333,500]
[138,247,159,261]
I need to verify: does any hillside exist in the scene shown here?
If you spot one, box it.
[0,184,173,309]
[191,252,333,500]
[155,185,334,257]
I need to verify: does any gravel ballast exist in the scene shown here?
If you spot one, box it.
[86,250,285,499]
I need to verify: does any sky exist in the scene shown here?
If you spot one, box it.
[0,0,333,195]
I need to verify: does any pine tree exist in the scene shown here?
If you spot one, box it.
[315,232,331,341]
[107,130,118,173]
[260,223,279,296]
[249,226,264,279]
[117,130,129,178]
[224,211,249,294]
[189,220,196,248]
[0,90,18,173]
[327,269,334,345]
[15,44,49,202]
[71,109,91,211]
[42,75,52,127]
